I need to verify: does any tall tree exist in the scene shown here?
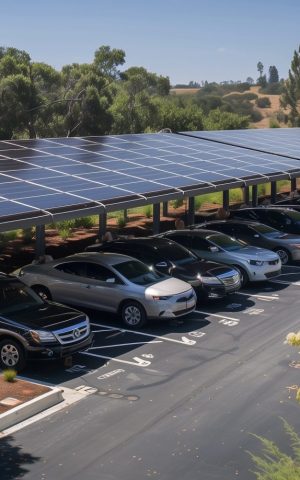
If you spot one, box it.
[281,45,300,126]
[257,61,264,77]
[268,65,279,83]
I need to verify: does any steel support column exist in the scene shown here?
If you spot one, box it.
[162,202,168,217]
[35,224,45,258]
[153,203,160,235]
[187,197,195,226]
[270,181,277,204]
[243,186,250,205]
[223,190,230,210]
[98,213,107,239]
[252,185,258,207]
[291,177,297,193]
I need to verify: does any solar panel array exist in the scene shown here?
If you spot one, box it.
[181,128,300,159]
[1,130,300,231]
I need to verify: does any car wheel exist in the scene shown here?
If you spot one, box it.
[0,338,27,371]
[274,248,290,265]
[32,285,52,301]
[120,301,147,328]
[234,265,249,287]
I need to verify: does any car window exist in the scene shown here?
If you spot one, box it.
[54,262,87,276]
[208,233,245,251]
[0,281,43,314]
[85,263,122,284]
[113,260,165,286]
[233,224,252,235]
[190,236,211,251]
[168,234,192,249]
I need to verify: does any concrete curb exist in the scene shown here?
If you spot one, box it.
[0,386,63,431]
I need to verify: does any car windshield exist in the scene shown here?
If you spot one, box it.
[113,260,165,286]
[253,224,284,238]
[155,242,197,266]
[0,280,44,314]
[209,233,245,251]
[285,210,300,222]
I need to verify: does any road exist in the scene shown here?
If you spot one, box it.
[1,266,300,479]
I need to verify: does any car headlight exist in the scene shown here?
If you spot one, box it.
[152,295,172,301]
[30,330,57,343]
[248,259,264,266]
[201,276,222,284]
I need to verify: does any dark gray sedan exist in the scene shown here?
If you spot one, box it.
[196,219,300,265]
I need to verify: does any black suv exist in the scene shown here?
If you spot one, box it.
[0,273,94,371]
[85,237,241,300]
[229,207,300,235]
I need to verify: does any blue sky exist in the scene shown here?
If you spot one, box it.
[1,0,299,84]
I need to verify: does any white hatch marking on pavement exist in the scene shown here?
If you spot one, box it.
[97,369,125,379]
[88,341,162,350]
[106,331,124,339]
[219,319,240,326]
[235,292,279,301]
[194,310,240,322]
[74,385,98,394]
[242,307,264,315]
[188,330,206,338]
[133,357,152,367]
[90,323,117,330]
[87,322,198,346]
[141,354,154,358]
[181,336,197,345]
[80,351,152,367]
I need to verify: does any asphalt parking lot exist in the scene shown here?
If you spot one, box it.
[10,264,300,480]
[22,264,300,392]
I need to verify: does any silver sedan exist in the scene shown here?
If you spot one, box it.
[16,252,196,328]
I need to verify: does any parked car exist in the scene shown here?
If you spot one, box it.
[195,219,300,265]
[275,195,300,208]
[86,237,241,300]
[0,273,93,371]
[229,207,300,235]
[16,253,196,328]
[158,229,281,286]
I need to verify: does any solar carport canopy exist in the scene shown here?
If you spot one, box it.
[1,129,300,231]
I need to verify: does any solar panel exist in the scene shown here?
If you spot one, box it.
[180,128,300,159]
[1,131,300,231]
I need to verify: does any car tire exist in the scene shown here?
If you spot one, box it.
[274,248,291,265]
[0,338,27,372]
[32,285,52,301]
[234,265,249,287]
[120,301,147,328]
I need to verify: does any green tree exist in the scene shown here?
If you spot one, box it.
[281,45,300,126]
[269,65,279,84]
[93,45,125,79]
[203,109,249,130]
[249,418,300,480]
[257,61,264,77]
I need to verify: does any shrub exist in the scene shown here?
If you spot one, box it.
[256,96,271,108]
[144,205,152,218]
[117,216,126,228]
[3,369,17,382]
[58,228,72,240]
[0,231,18,248]
[74,216,96,229]
[172,198,184,209]
[269,118,280,128]
[22,227,35,244]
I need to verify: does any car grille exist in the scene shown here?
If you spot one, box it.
[265,269,281,278]
[174,306,195,316]
[268,259,280,265]
[176,292,195,303]
[53,320,90,345]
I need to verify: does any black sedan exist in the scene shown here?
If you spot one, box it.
[229,207,300,235]
[85,237,241,301]
[195,219,300,265]
[0,273,93,371]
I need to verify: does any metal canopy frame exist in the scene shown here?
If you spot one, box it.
[0,130,300,232]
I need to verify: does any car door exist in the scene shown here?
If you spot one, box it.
[188,235,216,261]
[232,224,263,247]
[50,261,90,305]
[83,262,125,312]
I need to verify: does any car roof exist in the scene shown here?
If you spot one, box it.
[196,219,267,228]
[164,228,220,237]
[232,206,295,213]
[56,252,138,266]
[92,236,178,249]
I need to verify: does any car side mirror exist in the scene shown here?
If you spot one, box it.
[155,261,169,268]
[209,246,219,253]
[106,278,116,283]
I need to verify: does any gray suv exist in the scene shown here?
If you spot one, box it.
[159,229,281,286]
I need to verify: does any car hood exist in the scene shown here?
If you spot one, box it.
[225,246,279,261]
[145,277,192,296]
[1,302,86,331]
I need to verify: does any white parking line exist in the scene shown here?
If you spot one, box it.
[88,341,163,349]
[235,291,279,301]
[80,351,152,367]
[89,322,197,346]
[194,310,240,322]
[270,279,300,286]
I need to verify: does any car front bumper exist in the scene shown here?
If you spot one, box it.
[26,332,94,360]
